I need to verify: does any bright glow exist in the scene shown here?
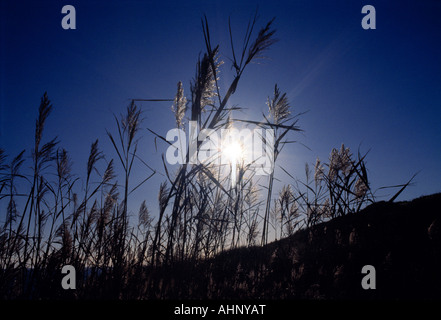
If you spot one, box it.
[222,140,244,187]
[222,141,243,164]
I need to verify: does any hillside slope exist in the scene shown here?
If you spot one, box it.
[154,193,441,299]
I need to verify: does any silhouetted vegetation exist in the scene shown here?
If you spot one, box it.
[1,15,426,300]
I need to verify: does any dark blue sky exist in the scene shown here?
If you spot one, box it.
[1,0,440,216]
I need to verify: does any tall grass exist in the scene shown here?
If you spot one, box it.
[0,15,378,299]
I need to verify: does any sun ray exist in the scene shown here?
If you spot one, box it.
[222,140,244,187]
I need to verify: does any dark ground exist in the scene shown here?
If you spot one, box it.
[4,193,441,300]
[151,193,441,300]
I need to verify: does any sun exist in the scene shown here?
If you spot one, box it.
[222,141,244,164]
[222,140,244,187]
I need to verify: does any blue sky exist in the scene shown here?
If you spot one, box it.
[1,0,440,219]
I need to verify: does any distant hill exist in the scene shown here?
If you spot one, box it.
[152,193,441,299]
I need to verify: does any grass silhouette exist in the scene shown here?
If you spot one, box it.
[0,14,424,300]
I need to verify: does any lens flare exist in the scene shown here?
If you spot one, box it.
[222,141,243,187]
